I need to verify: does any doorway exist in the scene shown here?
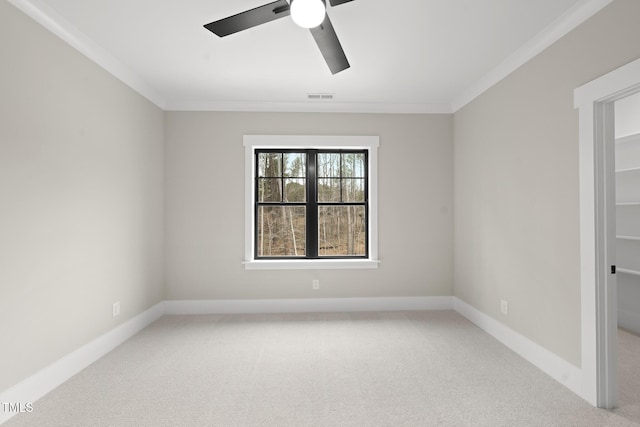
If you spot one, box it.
[613,92,640,421]
[575,57,640,409]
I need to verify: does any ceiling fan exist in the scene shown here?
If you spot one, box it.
[203,0,354,75]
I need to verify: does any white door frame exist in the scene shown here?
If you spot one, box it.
[575,56,640,408]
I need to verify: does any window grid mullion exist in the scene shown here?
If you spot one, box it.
[307,150,318,258]
[339,153,343,203]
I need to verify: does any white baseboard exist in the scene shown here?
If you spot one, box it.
[164,296,454,315]
[453,297,584,400]
[0,302,164,425]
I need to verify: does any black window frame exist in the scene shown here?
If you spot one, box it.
[254,148,369,260]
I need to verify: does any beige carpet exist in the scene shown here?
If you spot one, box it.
[617,328,640,424]
[4,311,640,427]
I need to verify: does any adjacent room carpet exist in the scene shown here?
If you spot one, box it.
[4,310,639,426]
[618,328,640,424]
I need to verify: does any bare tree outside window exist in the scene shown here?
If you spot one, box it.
[257,152,306,257]
[255,149,367,259]
[317,152,366,256]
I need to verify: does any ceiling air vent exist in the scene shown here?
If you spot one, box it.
[307,93,334,101]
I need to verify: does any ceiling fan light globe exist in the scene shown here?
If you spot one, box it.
[290,0,326,29]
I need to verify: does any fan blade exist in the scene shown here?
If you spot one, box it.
[204,0,291,37]
[328,0,354,6]
[309,15,350,74]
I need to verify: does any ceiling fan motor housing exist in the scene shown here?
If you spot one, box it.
[290,0,327,29]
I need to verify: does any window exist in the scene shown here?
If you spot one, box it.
[244,136,379,270]
[256,149,367,258]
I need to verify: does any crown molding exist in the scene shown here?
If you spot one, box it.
[451,0,615,112]
[8,0,168,109]
[165,100,453,114]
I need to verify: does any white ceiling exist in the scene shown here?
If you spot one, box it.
[11,0,612,113]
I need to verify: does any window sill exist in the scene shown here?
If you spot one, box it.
[243,259,380,270]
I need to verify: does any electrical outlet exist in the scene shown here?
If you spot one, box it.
[112,301,121,317]
[500,300,508,315]
[312,280,320,290]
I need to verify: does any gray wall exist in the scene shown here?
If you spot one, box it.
[453,0,640,367]
[164,112,453,300]
[0,2,165,392]
[616,92,640,138]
